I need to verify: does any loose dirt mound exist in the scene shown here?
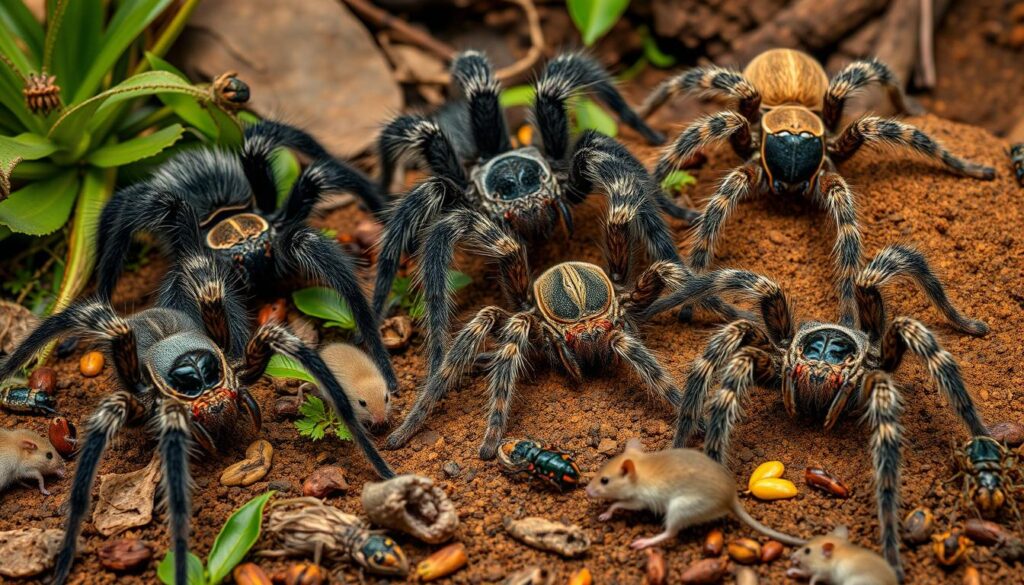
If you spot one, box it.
[1,113,1021,584]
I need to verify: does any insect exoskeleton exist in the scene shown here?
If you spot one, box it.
[497,438,582,491]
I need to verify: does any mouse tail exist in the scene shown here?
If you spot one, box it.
[731,496,806,546]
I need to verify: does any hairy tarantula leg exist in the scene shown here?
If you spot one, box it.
[816,172,863,327]
[822,58,918,132]
[620,260,688,316]
[51,392,135,585]
[1012,143,1024,186]
[242,324,395,478]
[829,116,995,180]
[451,51,511,158]
[386,306,511,450]
[372,177,459,317]
[855,244,989,341]
[275,226,398,393]
[378,115,467,192]
[639,66,761,123]
[243,120,385,214]
[535,53,663,161]
[480,314,533,460]
[878,317,988,437]
[652,111,755,184]
[860,370,906,582]
[419,209,530,377]
[703,347,777,464]
[673,320,772,448]
[157,400,193,585]
[610,331,683,408]
[688,162,763,271]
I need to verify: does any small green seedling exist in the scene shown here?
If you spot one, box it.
[388,270,471,320]
[295,394,353,442]
[660,170,697,195]
[567,0,630,46]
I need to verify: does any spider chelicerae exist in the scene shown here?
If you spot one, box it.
[642,48,994,326]
[649,244,989,580]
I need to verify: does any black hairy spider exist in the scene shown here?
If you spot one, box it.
[94,120,398,392]
[1012,143,1024,186]
[0,214,394,585]
[642,48,995,326]
[388,249,689,459]
[372,50,738,402]
[650,244,989,580]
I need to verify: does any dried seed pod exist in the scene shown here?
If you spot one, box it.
[283,563,325,585]
[645,547,667,585]
[963,566,981,585]
[273,395,302,420]
[727,538,762,565]
[933,530,972,566]
[902,507,935,545]
[680,557,727,584]
[989,421,1024,447]
[504,566,553,585]
[964,518,1006,546]
[380,315,413,351]
[415,543,467,581]
[760,540,784,563]
[735,567,758,585]
[233,562,273,585]
[220,440,273,487]
[28,367,56,393]
[361,475,459,544]
[748,461,785,491]
[703,528,724,556]
[258,299,288,325]
[80,351,104,377]
[503,517,591,557]
[750,478,798,500]
[97,538,152,572]
[48,417,77,458]
[804,467,850,498]
[568,568,592,585]
[302,466,348,498]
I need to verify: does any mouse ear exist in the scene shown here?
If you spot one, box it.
[822,542,835,559]
[620,458,637,480]
[20,439,38,452]
[625,438,644,453]
[830,525,849,540]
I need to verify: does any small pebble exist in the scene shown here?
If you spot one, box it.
[443,461,462,478]
[80,351,105,377]
[989,421,1024,447]
[302,466,348,498]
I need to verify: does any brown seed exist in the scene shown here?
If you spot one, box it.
[97,538,152,572]
[760,540,784,563]
[645,547,667,585]
[302,466,349,498]
[735,567,759,585]
[933,530,972,566]
[28,367,56,393]
[233,562,273,585]
[48,417,78,458]
[273,395,302,420]
[80,351,104,377]
[220,439,273,487]
[964,518,1006,546]
[258,299,288,326]
[989,421,1024,447]
[703,528,724,556]
[416,543,468,581]
[727,538,761,565]
[902,507,935,545]
[680,557,727,584]
[963,565,981,585]
[804,467,850,498]
[283,563,325,585]
[380,315,413,351]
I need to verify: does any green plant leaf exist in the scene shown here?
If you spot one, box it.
[72,0,174,104]
[0,0,44,59]
[0,133,57,163]
[156,551,205,585]
[567,0,629,45]
[145,52,220,140]
[87,123,184,167]
[205,491,275,584]
[499,85,535,108]
[573,98,618,137]
[292,287,355,330]
[0,170,78,235]
[447,270,472,291]
[271,147,301,205]
[207,106,243,148]
[640,25,675,68]
[265,354,316,384]
[46,0,102,102]
[660,169,696,194]
[49,167,110,312]
[0,7,36,75]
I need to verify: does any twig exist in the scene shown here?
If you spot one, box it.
[341,0,456,61]
[918,0,936,88]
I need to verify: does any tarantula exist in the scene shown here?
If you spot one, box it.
[388,249,689,459]
[1012,143,1024,186]
[371,50,738,399]
[642,48,995,325]
[649,244,989,580]
[0,216,394,585]
[93,120,398,392]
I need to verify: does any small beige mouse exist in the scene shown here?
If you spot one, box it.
[320,343,391,427]
[0,428,66,496]
[787,526,898,585]
[586,439,804,549]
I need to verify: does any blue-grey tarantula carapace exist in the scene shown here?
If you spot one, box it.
[649,244,989,581]
[0,213,395,585]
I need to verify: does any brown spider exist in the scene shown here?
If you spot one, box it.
[23,71,61,115]
[641,48,995,327]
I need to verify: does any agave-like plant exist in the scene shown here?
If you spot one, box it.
[0,0,246,319]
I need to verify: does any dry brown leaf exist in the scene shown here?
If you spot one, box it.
[0,528,63,577]
[502,517,591,557]
[93,455,162,536]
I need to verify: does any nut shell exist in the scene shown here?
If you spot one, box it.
[760,540,784,563]
[703,528,724,557]
[48,417,77,458]
[804,467,850,498]
[97,538,152,572]
[28,367,56,393]
[680,557,727,584]
[902,507,935,545]
[727,538,762,565]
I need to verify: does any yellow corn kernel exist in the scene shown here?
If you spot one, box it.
[516,124,534,148]
[568,568,592,585]
[416,543,467,581]
[750,478,799,500]
[747,461,785,491]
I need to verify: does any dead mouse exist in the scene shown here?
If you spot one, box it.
[320,343,391,427]
[787,526,898,585]
[0,428,66,496]
[586,439,805,549]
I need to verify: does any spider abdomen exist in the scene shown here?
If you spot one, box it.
[743,48,829,110]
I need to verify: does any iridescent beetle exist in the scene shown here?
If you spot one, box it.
[498,439,582,491]
[0,385,56,414]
